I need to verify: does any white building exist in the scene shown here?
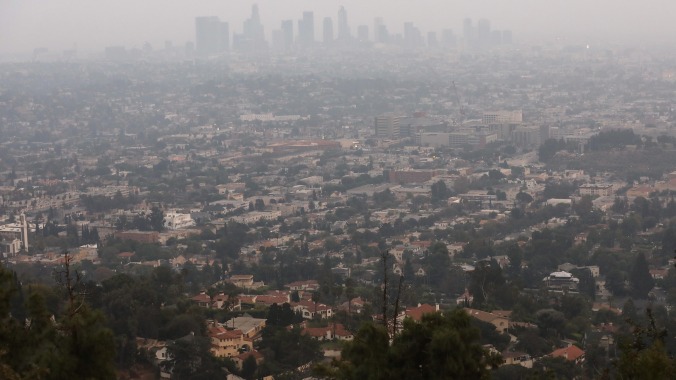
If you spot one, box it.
[229,211,281,225]
[164,212,195,230]
[543,271,579,291]
[579,184,613,197]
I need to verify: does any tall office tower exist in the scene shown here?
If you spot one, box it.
[403,22,422,48]
[337,6,350,40]
[502,30,513,44]
[375,115,408,138]
[323,17,334,44]
[196,16,228,55]
[281,20,294,50]
[298,11,315,47]
[378,25,389,44]
[463,18,474,47]
[427,31,438,47]
[441,29,457,48]
[219,22,229,51]
[357,25,369,42]
[238,4,266,51]
[477,19,491,48]
[373,17,384,43]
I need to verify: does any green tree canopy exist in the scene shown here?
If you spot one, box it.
[318,308,500,380]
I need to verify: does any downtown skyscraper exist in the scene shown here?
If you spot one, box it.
[195,16,229,56]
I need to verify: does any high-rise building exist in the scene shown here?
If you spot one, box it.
[441,29,457,48]
[403,22,422,48]
[337,6,350,40]
[463,18,474,47]
[477,19,491,48]
[195,16,229,55]
[298,11,315,46]
[281,20,294,49]
[234,4,266,51]
[374,17,384,43]
[323,17,334,44]
[375,114,409,138]
[357,25,369,42]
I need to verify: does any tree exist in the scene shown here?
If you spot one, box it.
[255,199,265,211]
[168,333,225,380]
[319,323,389,380]
[0,256,116,380]
[53,252,117,379]
[538,139,568,162]
[149,207,165,232]
[258,326,322,374]
[469,260,505,308]
[320,309,500,379]
[515,191,533,204]
[616,308,676,379]
[630,252,654,299]
[431,180,450,204]
[573,196,593,218]
[241,354,258,379]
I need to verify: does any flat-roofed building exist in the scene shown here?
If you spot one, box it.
[579,184,613,197]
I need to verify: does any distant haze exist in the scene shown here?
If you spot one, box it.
[2,0,676,54]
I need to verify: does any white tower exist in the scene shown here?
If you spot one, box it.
[20,213,28,251]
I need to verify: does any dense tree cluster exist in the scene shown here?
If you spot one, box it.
[0,259,116,380]
[316,309,501,380]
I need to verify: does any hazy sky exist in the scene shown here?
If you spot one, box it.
[2,0,676,54]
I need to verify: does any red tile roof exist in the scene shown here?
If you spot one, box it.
[551,345,585,362]
[191,292,211,303]
[405,303,438,322]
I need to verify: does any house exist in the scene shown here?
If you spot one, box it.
[340,297,367,314]
[405,303,439,322]
[238,295,258,308]
[284,280,320,292]
[255,291,290,307]
[136,337,168,365]
[227,274,265,289]
[649,268,668,280]
[413,265,426,277]
[228,275,254,288]
[501,351,533,368]
[331,265,351,279]
[207,324,249,358]
[191,291,211,308]
[211,293,232,309]
[550,345,585,364]
[224,314,266,339]
[463,308,510,334]
[301,323,354,341]
[292,300,334,319]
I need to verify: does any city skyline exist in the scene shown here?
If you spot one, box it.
[3,0,676,55]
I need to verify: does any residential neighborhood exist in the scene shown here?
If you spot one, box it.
[2,6,676,378]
